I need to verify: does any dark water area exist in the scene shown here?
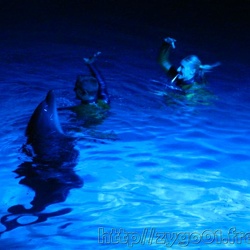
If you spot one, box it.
[1,0,249,88]
[0,0,250,249]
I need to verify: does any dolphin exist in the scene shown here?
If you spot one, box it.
[0,90,83,235]
[19,89,82,210]
[24,90,78,165]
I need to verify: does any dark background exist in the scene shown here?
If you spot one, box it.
[0,0,249,65]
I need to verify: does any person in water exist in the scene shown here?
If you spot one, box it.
[61,52,110,128]
[74,51,110,105]
[158,37,220,104]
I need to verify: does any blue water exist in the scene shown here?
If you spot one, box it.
[0,1,250,249]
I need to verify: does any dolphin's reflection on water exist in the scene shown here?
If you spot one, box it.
[0,90,83,235]
[0,161,83,234]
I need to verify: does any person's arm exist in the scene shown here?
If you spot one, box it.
[158,37,176,73]
[84,52,110,104]
[88,63,110,104]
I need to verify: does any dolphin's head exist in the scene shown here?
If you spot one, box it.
[26,90,63,143]
[43,90,63,133]
[24,90,78,163]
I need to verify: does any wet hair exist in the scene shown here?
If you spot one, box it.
[74,75,98,91]
[182,55,221,80]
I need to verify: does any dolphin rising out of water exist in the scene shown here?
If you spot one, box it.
[20,89,82,210]
[24,90,79,165]
[0,90,83,236]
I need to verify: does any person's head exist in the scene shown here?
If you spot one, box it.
[177,55,221,83]
[177,55,201,82]
[74,75,99,103]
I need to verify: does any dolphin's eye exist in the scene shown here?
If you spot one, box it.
[44,104,48,112]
